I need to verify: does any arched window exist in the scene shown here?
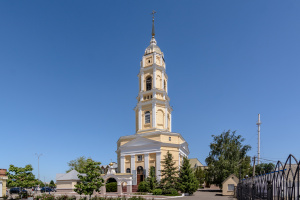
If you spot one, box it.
[137,166,144,175]
[145,111,150,124]
[146,77,152,91]
[126,168,131,173]
[164,80,166,91]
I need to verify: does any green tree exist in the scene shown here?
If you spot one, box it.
[254,163,275,175]
[49,180,56,188]
[67,156,91,173]
[160,151,178,190]
[146,166,158,191]
[36,180,45,187]
[6,164,37,195]
[177,157,199,194]
[194,166,205,186]
[74,159,104,198]
[205,130,251,187]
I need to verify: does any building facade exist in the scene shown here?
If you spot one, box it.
[116,17,189,186]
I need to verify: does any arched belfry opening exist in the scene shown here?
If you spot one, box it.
[146,76,152,91]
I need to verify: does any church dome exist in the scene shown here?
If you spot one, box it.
[144,37,162,55]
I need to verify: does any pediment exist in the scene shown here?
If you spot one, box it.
[121,136,162,148]
[180,142,190,155]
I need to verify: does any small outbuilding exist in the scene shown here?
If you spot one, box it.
[222,174,239,196]
[56,170,81,193]
[0,169,8,197]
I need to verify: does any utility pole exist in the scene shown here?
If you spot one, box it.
[256,114,261,165]
[35,153,43,181]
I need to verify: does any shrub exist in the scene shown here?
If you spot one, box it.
[106,182,117,192]
[162,188,179,196]
[40,194,56,200]
[137,181,149,192]
[19,192,28,199]
[152,189,162,195]
[68,196,76,200]
[56,195,68,200]
[128,197,146,200]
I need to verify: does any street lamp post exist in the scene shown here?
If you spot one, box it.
[35,153,43,181]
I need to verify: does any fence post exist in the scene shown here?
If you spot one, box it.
[267,180,273,200]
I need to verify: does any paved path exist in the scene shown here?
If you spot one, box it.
[172,190,236,200]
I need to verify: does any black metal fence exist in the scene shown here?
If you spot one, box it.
[237,154,300,200]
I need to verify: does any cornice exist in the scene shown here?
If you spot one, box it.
[138,65,168,78]
[116,131,186,145]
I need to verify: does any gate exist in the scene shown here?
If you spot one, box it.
[237,154,300,200]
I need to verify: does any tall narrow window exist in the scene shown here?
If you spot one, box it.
[146,77,152,91]
[164,80,166,91]
[145,111,150,124]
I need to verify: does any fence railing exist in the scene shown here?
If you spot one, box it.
[237,154,300,200]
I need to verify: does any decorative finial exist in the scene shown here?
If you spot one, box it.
[151,10,156,37]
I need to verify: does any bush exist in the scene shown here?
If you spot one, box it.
[162,188,179,196]
[68,196,76,200]
[137,181,149,192]
[152,189,162,195]
[56,195,68,200]
[128,197,146,200]
[106,182,117,192]
[40,194,56,200]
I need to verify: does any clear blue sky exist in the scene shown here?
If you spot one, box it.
[1,1,300,182]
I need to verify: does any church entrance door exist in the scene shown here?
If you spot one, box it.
[136,166,144,185]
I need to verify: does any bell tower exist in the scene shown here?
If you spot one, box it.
[135,13,172,134]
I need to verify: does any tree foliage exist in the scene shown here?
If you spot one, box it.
[67,156,91,173]
[255,163,275,175]
[6,164,37,189]
[194,167,205,186]
[74,159,104,197]
[177,157,199,194]
[49,180,56,188]
[205,130,251,187]
[160,151,178,190]
[146,166,157,191]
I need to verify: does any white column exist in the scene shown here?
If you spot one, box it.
[120,155,125,173]
[117,182,122,195]
[152,103,156,128]
[127,180,132,194]
[178,153,181,169]
[160,56,163,66]
[153,53,156,65]
[165,106,168,129]
[153,91,156,99]
[138,106,142,130]
[162,71,165,90]
[166,79,168,93]
[131,155,135,172]
[141,72,144,91]
[153,67,156,89]
[142,56,145,68]
[144,153,149,177]
[170,113,172,131]
[156,152,161,181]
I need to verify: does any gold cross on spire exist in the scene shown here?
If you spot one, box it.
[151,10,156,19]
[151,10,156,37]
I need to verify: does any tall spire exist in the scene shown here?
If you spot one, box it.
[151,10,156,37]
